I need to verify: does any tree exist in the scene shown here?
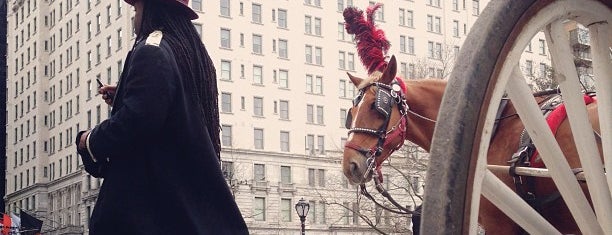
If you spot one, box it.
[315,142,428,234]
[527,62,558,92]
[404,42,460,80]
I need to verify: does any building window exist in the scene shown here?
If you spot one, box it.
[306,105,314,123]
[252,4,261,23]
[539,63,548,78]
[526,42,532,52]
[253,65,263,84]
[339,79,346,97]
[427,15,433,32]
[278,9,287,28]
[308,168,315,186]
[106,37,112,56]
[280,166,291,184]
[192,24,202,38]
[117,28,123,48]
[106,5,111,25]
[539,39,546,55]
[315,106,324,124]
[254,97,263,116]
[220,0,230,17]
[278,39,288,58]
[314,18,322,36]
[314,202,326,224]
[337,22,345,40]
[254,163,265,181]
[525,60,533,75]
[305,16,312,34]
[306,75,313,93]
[281,198,292,222]
[96,14,101,33]
[428,41,434,58]
[254,128,264,149]
[96,105,101,124]
[96,44,101,64]
[279,100,289,120]
[453,0,459,10]
[434,16,441,33]
[221,161,234,180]
[338,51,346,69]
[192,0,202,11]
[279,131,290,152]
[221,125,232,146]
[305,45,313,63]
[221,92,232,113]
[400,62,408,78]
[315,47,322,65]
[279,70,288,88]
[252,34,262,54]
[317,135,325,153]
[318,169,326,187]
[87,51,92,69]
[369,2,384,21]
[219,60,232,81]
[86,80,93,99]
[315,76,323,94]
[220,28,231,48]
[254,197,266,221]
[472,0,480,15]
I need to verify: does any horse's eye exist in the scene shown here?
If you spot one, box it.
[353,95,362,106]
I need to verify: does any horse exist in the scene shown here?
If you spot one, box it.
[341,55,601,234]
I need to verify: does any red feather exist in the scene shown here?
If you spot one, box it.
[343,3,389,74]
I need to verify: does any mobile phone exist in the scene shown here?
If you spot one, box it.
[96,78,104,88]
[96,79,112,99]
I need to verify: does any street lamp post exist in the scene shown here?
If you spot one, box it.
[295,198,310,235]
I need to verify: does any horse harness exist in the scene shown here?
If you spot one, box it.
[344,78,414,214]
[507,93,596,213]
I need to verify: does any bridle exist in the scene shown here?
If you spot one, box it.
[344,78,413,214]
[345,81,409,176]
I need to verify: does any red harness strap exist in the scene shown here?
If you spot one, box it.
[530,95,596,167]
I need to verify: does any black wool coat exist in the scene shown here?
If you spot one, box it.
[76,33,248,235]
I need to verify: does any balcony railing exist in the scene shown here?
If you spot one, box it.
[569,28,590,48]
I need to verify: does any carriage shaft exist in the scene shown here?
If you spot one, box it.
[487,165,588,182]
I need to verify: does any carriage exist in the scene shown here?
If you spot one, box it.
[341,0,612,234]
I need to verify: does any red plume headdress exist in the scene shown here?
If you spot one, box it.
[343,4,389,74]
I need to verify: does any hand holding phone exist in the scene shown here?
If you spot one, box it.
[96,78,104,88]
[97,79,116,106]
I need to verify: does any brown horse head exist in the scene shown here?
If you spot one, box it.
[342,56,407,184]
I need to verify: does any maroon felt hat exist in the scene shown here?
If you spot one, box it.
[124,0,199,20]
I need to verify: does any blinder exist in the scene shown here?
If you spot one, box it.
[345,84,396,130]
[375,89,393,118]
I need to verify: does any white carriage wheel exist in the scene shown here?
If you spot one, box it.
[421,0,612,234]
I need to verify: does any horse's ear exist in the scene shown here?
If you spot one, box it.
[347,72,363,87]
[381,55,397,84]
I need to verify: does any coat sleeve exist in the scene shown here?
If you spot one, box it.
[86,44,177,161]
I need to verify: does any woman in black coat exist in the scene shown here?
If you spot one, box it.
[76,0,248,234]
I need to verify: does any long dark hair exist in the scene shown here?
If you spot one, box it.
[138,0,221,158]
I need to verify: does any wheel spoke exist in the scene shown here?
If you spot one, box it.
[482,170,560,235]
[506,65,603,235]
[546,21,612,234]
[588,22,612,199]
